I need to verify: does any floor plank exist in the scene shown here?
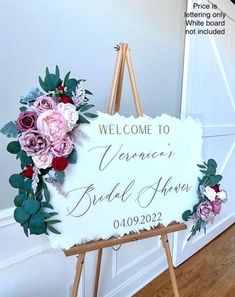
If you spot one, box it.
[134,224,235,297]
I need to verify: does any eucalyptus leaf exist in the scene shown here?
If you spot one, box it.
[14,194,27,207]
[7,141,21,154]
[14,207,30,224]
[20,106,27,112]
[207,159,217,168]
[67,148,77,164]
[22,199,41,215]
[9,174,25,188]
[20,87,43,104]
[24,179,33,192]
[54,171,65,185]
[0,121,18,138]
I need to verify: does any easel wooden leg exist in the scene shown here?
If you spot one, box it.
[161,234,180,297]
[93,249,103,297]
[71,252,86,297]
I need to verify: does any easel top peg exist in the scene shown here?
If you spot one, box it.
[107,42,143,117]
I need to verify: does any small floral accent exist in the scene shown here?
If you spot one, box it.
[0,66,97,237]
[182,159,227,240]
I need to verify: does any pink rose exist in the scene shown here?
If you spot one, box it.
[37,110,68,141]
[196,201,215,222]
[34,96,57,114]
[32,154,53,169]
[51,136,73,157]
[211,199,222,215]
[19,129,50,156]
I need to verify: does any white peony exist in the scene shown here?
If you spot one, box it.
[204,186,217,202]
[216,190,227,201]
[32,154,53,169]
[57,103,79,131]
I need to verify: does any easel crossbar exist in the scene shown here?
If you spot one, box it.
[64,223,186,256]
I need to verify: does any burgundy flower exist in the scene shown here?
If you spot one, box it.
[196,201,215,222]
[57,85,64,91]
[19,129,50,156]
[16,111,37,132]
[212,184,220,193]
[52,157,68,171]
[21,165,34,178]
[59,95,74,104]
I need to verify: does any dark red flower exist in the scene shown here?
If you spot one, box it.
[212,184,220,193]
[59,95,74,104]
[57,85,64,91]
[16,111,37,132]
[21,165,34,178]
[52,157,68,171]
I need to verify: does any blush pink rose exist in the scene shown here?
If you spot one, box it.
[34,96,57,114]
[196,201,215,222]
[19,129,50,156]
[51,136,73,157]
[211,199,222,215]
[37,110,68,141]
[32,154,53,169]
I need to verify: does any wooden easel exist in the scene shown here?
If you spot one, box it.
[64,42,187,297]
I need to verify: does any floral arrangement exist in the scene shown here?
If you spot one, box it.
[182,159,227,240]
[0,66,97,236]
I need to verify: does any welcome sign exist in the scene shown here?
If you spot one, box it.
[48,112,202,249]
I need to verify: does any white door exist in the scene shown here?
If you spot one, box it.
[173,0,235,266]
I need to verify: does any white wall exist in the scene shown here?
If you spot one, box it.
[0,1,186,297]
[0,0,186,209]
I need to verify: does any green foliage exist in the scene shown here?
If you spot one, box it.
[54,171,65,185]
[78,114,90,124]
[14,207,30,224]
[20,88,43,105]
[17,150,33,169]
[20,106,27,112]
[79,104,95,112]
[7,141,21,154]
[186,158,225,240]
[9,174,25,188]
[22,199,41,215]
[14,194,27,207]
[39,65,62,92]
[3,65,97,238]
[182,210,192,221]
[84,112,98,118]
[43,183,50,203]
[0,121,18,138]
[68,148,77,164]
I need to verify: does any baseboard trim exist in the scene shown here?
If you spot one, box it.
[0,207,15,227]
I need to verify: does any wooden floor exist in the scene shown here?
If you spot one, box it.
[134,224,235,297]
